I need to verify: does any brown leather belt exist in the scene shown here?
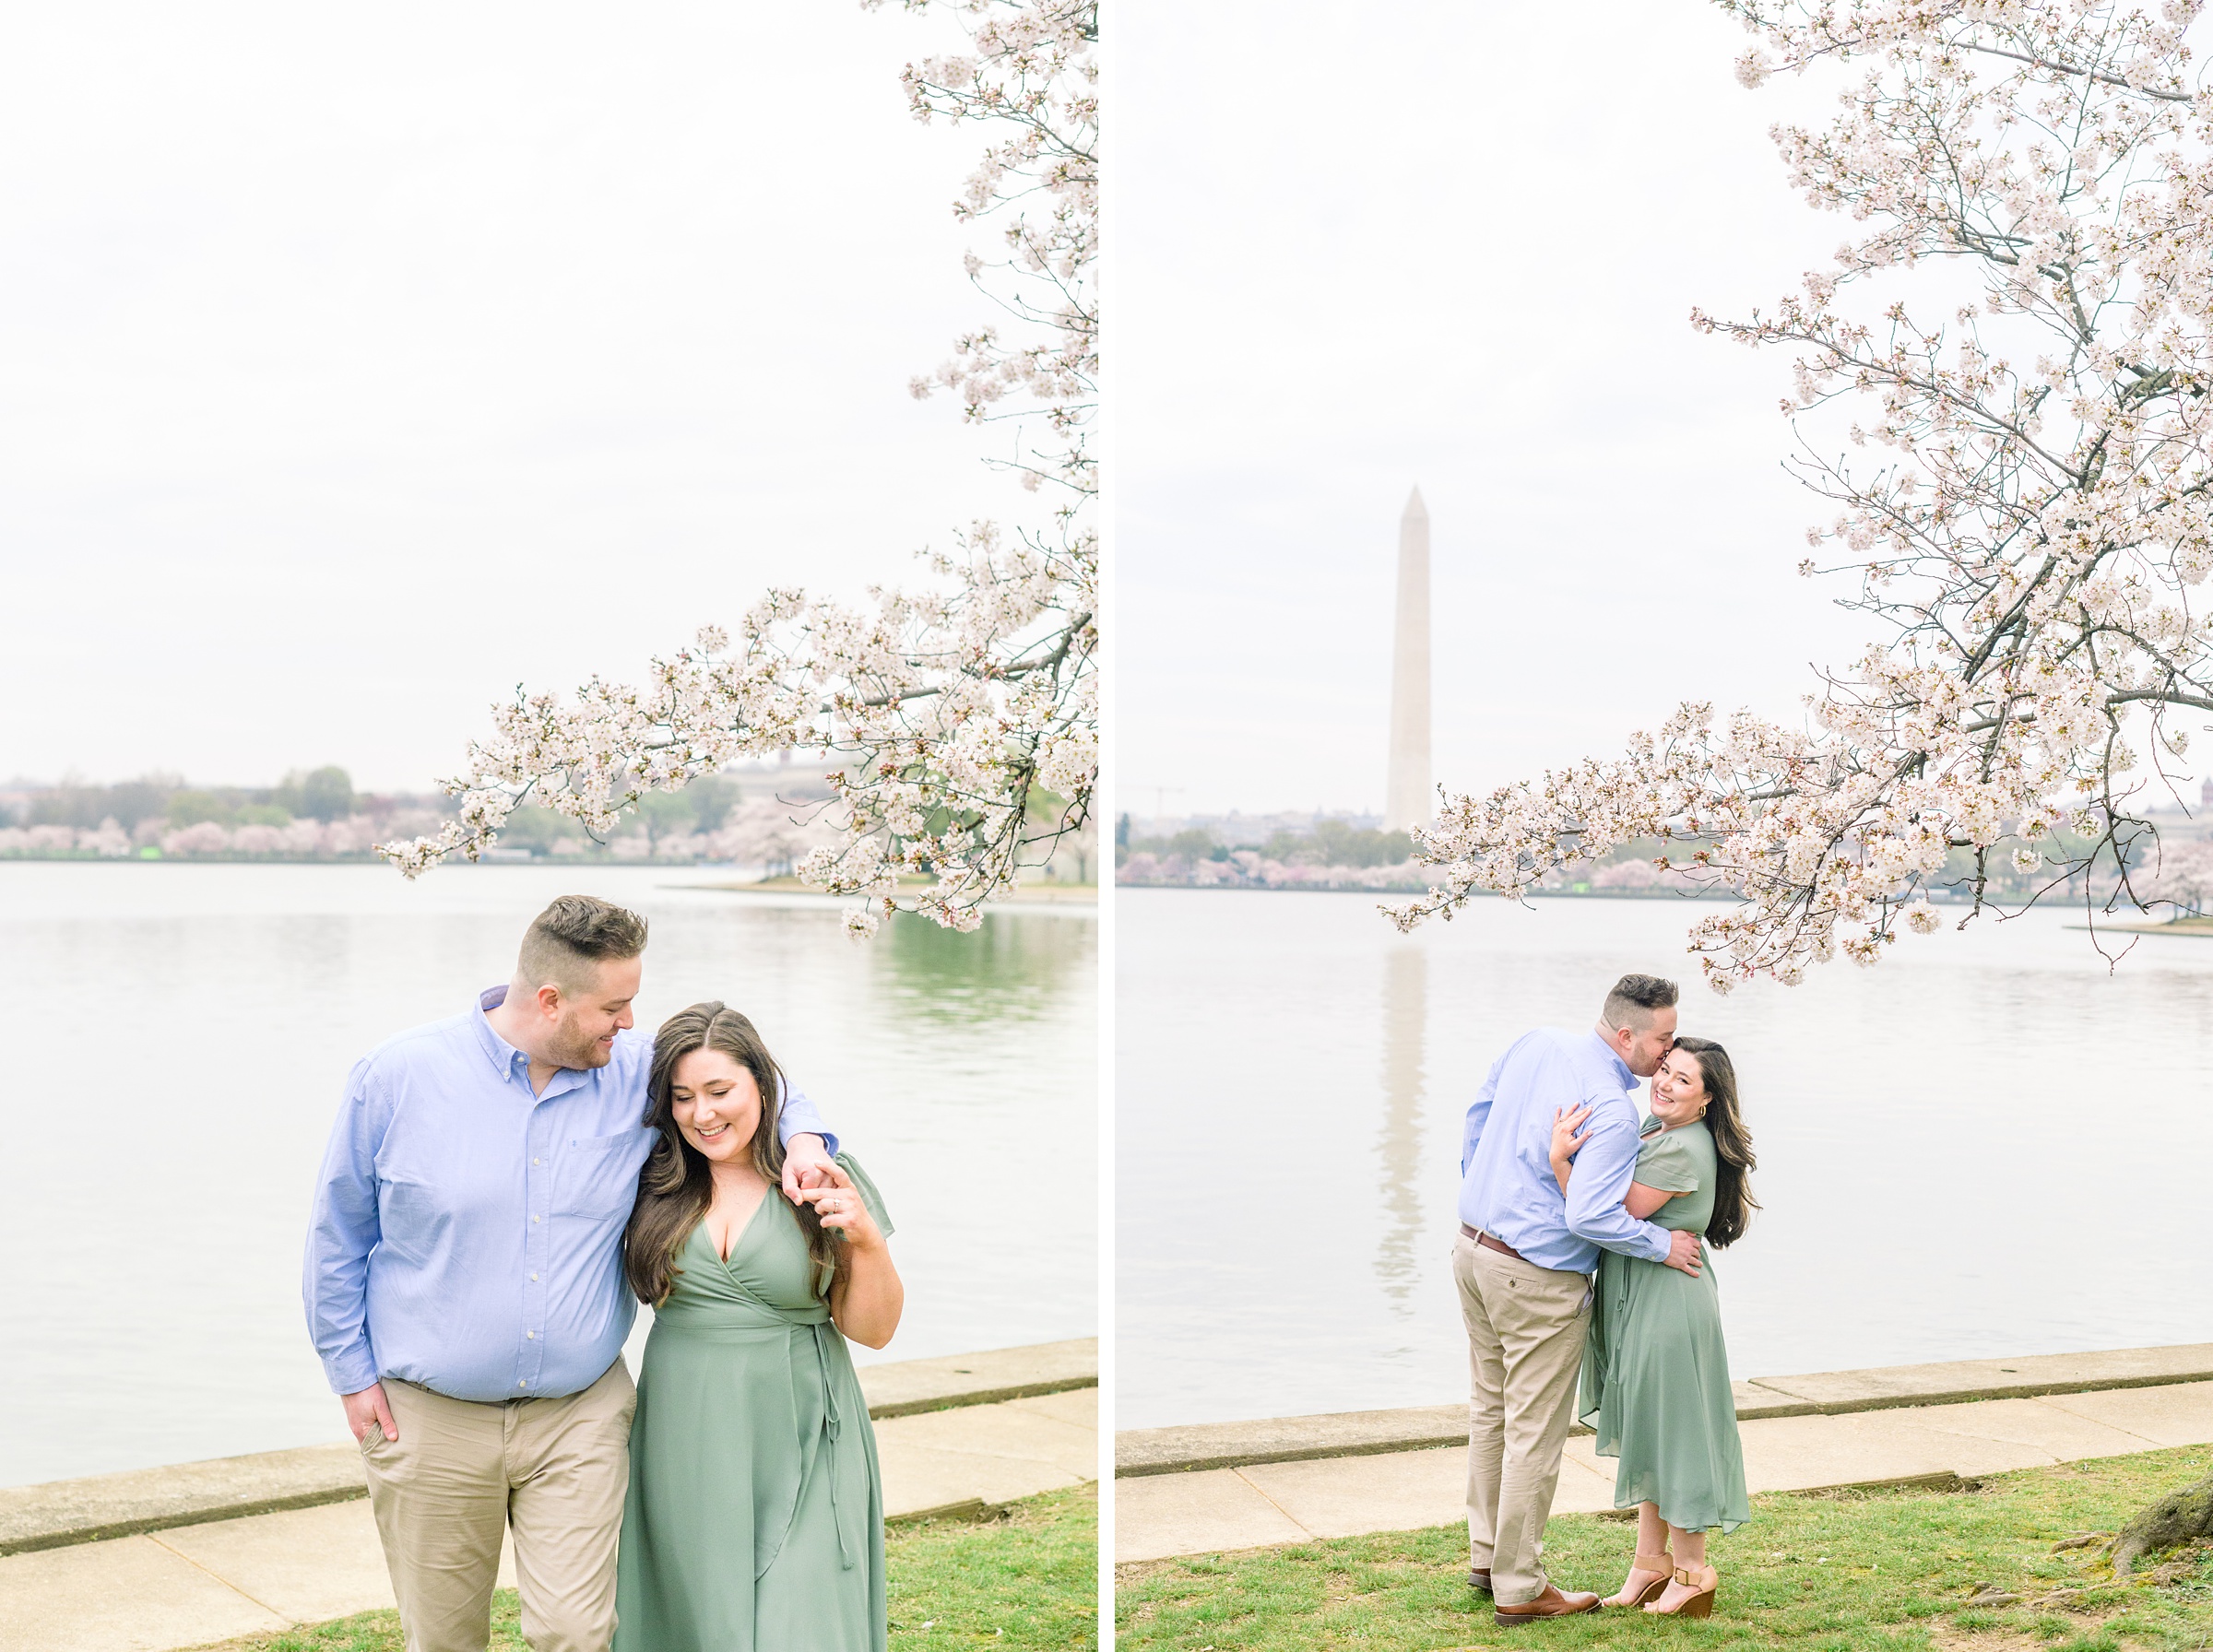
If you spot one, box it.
[1460,1222,1523,1261]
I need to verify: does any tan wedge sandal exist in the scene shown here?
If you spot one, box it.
[1642,1561,1719,1618]
[1604,1552,1674,1608]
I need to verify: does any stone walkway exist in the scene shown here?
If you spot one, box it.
[1116,1346,2213,1565]
[0,1341,1096,1652]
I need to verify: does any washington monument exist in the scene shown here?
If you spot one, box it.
[1384,487,1432,832]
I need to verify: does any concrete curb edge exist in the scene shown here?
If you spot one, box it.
[2,1338,1097,1557]
[1117,1342,2213,1478]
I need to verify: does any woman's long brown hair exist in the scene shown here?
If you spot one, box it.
[1673,1035,1759,1248]
[622,1001,835,1306]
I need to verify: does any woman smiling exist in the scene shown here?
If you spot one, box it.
[614,1001,902,1652]
[1550,1034,1757,1619]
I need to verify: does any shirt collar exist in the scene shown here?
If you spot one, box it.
[473,985,594,1101]
[472,985,528,1078]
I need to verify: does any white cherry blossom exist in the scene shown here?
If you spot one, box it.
[377,0,1096,932]
[1391,2,2213,989]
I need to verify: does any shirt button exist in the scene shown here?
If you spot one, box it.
[533,1158,540,1165]
[531,1215,540,1223]
[530,1272,539,1282]
[527,1330,535,1339]
[518,1380,527,1389]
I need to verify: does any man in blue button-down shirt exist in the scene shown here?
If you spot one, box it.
[1454,973,1703,1626]
[303,895,837,1652]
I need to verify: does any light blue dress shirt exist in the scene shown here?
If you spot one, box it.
[303,985,836,1402]
[1458,1027,1671,1274]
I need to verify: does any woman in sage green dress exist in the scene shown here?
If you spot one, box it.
[1551,1034,1757,1620]
[615,1002,903,1652]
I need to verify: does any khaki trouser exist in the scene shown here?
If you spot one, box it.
[1453,1231,1592,1606]
[360,1360,636,1652]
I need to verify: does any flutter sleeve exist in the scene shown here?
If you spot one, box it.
[1633,1128,1702,1195]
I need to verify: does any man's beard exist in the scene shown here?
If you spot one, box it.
[550,1020,614,1069]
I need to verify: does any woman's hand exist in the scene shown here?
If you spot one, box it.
[795,1162,886,1253]
[800,1161,904,1349]
[1550,1104,1592,1168]
[1548,1104,1592,1197]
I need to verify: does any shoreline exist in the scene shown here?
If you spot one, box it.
[0,1338,1095,1558]
[1115,881,1740,899]
[1118,1341,2213,1478]
[1115,882,2022,905]
[1115,1342,2213,1568]
[2066,917,2213,936]
[680,877,1096,907]
[0,859,1098,899]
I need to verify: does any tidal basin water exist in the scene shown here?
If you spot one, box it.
[0,863,1094,1488]
[1118,888,2213,1431]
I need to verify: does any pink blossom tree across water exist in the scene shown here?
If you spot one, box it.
[1391,0,2213,992]
[378,0,1096,937]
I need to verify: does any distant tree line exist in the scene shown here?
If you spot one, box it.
[1116,815,1413,869]
[16,766,358,831]
[490,775,747,855]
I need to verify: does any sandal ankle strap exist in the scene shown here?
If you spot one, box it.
[1633,1552,1674,1571]
[1673,1564,1717,1588]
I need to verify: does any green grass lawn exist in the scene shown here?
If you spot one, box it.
[1116,1447,2213,1651]
[198,1484,1096,1651]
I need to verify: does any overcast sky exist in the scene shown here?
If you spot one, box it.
[0,3,1026,792]
[17,6,2138,816]
[1118,0,1896,819]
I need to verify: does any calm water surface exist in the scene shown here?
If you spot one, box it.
[0,864,1094,1487]
[1118,889,2213,1430]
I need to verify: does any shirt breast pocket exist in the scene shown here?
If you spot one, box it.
[553,1128,649,1221]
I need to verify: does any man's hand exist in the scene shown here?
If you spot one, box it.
[1662,1230,1703,1278]
[342,1382,397,1445]
[782,1133,834,1203]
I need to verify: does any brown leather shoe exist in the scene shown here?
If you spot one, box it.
[1493,1584,1603,1626]
[1469,1566,1492,1594]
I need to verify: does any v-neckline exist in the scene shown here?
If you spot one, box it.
[702,1187,775,1266]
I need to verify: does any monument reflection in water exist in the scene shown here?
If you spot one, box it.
[1118,885,2213,1431]
[1375,944,1427,1312]
[0,863,1095,1487]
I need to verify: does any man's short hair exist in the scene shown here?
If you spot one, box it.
[1602,973,1679,1031]
[518,895,648,996]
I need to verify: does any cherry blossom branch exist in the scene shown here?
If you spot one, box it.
[377,1,1097,935]
[1391,0,2213,990]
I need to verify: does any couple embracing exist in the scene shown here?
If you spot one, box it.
[1456,972,1758,1627]
[304,894,902,1651]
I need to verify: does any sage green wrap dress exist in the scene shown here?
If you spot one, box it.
[1577,1118,1749,1535]
[614,1155,893,1652]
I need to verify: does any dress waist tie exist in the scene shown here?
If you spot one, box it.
[808,1318,858,1571]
